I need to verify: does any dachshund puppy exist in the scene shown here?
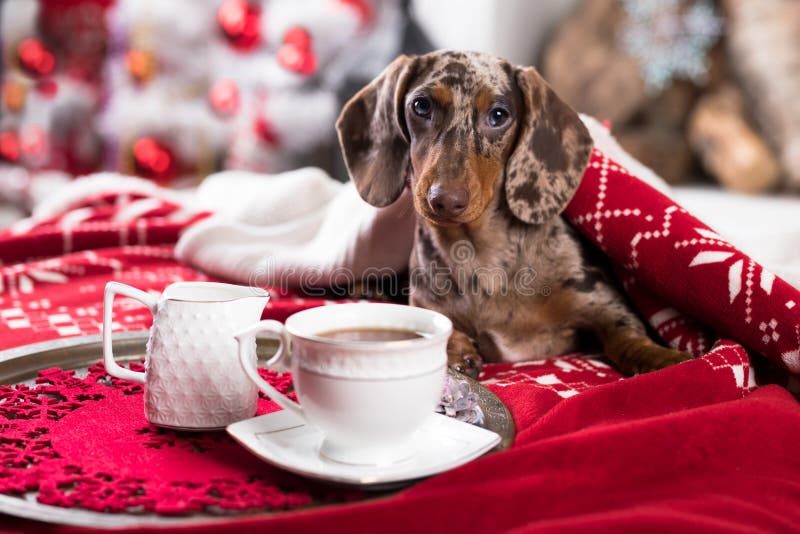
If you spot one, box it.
[336,50,690,378]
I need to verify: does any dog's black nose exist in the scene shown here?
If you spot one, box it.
[428,184,469,218]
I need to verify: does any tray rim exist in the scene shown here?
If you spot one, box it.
[0,331,148,360]
[0,331,515,527]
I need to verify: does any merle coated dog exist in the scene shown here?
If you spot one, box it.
[336,50,690,378]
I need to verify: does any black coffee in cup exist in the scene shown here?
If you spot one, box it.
[317,327,426,342]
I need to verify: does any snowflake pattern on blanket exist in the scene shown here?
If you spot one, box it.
[564,148,800,378]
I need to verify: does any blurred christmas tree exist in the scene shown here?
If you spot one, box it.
[1,0,110,206]
[1,0,403,209]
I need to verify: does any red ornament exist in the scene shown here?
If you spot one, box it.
[208,79,240,117]
[254,116,279,146]
[20,125,47,158]
[34,79,59,99]
[17,38,56,77]
[0,132,20,162]
[336,0,373,29]
[253,92,279,146]
[277,27,316,76]
[284,26,312,50]
[217,0,262,52]
[133,138,177,183]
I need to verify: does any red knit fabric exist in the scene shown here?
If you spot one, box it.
[0,193,329,350]
[2,147,800,531]
[565,149,800,372]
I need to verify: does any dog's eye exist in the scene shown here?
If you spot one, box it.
[487,107,509,128]
[412,97,433,118]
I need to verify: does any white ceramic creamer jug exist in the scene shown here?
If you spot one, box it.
[102,281,269,430]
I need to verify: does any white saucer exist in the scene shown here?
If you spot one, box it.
[227,411,501,489]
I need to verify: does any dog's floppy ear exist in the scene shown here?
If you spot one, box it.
[505,66,593,225]
[336,55,416,207]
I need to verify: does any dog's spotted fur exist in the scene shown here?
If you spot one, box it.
[337,51,691,378]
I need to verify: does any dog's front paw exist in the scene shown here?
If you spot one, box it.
[447,332,483,379]
[625,345,694,375]
[641,347,694,372]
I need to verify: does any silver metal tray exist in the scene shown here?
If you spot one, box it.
[0,331,514,528]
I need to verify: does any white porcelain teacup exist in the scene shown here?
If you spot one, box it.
[235,303,452,465]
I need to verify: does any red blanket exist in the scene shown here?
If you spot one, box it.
[2,148,800,532]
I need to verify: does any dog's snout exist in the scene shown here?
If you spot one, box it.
[427,184,469,218]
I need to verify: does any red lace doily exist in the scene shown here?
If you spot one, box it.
[0,362,361,516]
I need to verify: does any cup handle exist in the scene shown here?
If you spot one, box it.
[102,281,158,384]
[235,320,305,420]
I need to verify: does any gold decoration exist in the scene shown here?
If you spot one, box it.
[2,80,27,113]
[125,50,157,83]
